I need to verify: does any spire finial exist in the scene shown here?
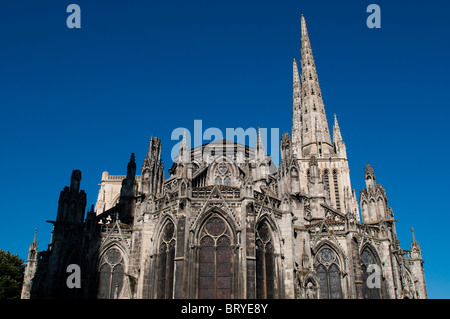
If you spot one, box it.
[181,129,188,147]
[29,229,38,250]
[301,14,308,37]
[333,113,343,143]
[255,126,265,161]
[257,126,262,141]
[179,129,189,163]
[411,227,417,244]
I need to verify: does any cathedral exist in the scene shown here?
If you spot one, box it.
[21,15,427,299]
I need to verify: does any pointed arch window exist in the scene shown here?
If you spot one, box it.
[314,247,343,299]
[98,248,125,299]
[214,163,231,186]
[369,200,377,222]
[198,215,233,299]
[361,201,369,223]
[333,170,340,210]
[156,220,176,299]
[323,169,331,200]
[361,247,382,299]
[256,221,275,299]
[290,168,300,193]
[377,197,385,220]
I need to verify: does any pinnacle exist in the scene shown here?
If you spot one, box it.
[301,14,308,37]
[411,227,418,244]
[334,114,339,127]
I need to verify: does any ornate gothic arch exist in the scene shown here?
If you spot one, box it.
[299,270,319,299]
[312,241,345,299]
[207,156,239,186]
[154,214,177,241]
[193,211,237,299]
[376,196,385,220]
[289,166,300,193]
[97,243,129,299]
[359,243,386,299]
[254,215,284,299]
[401,267,417,299]
[111,194,120,207]
[191,205,239,236]
[154,218,176,299]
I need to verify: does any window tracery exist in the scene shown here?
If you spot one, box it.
[156,220,176,299]
[97,247,125,299]
[256,221,275,299]
[333,170,340,210]
[323,169,330,200]
[198,215,233,299]
[361,247,382,299]
[314,247,343,299]
[214,163,231,186]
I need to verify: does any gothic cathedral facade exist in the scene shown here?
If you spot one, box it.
[21,15,427,299]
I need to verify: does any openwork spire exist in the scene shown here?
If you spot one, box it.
[292,58,302,157]
[299,14,332,156]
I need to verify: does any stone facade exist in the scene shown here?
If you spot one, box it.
[21,15,427,299]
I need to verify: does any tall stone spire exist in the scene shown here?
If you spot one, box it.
[292,58,302,158]
[300,14,332,157]
[21,230,39,299]
[255,126,265,162]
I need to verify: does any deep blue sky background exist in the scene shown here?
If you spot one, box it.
[0,0,449,298]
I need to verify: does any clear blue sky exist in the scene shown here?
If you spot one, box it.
[0,0,449,298]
